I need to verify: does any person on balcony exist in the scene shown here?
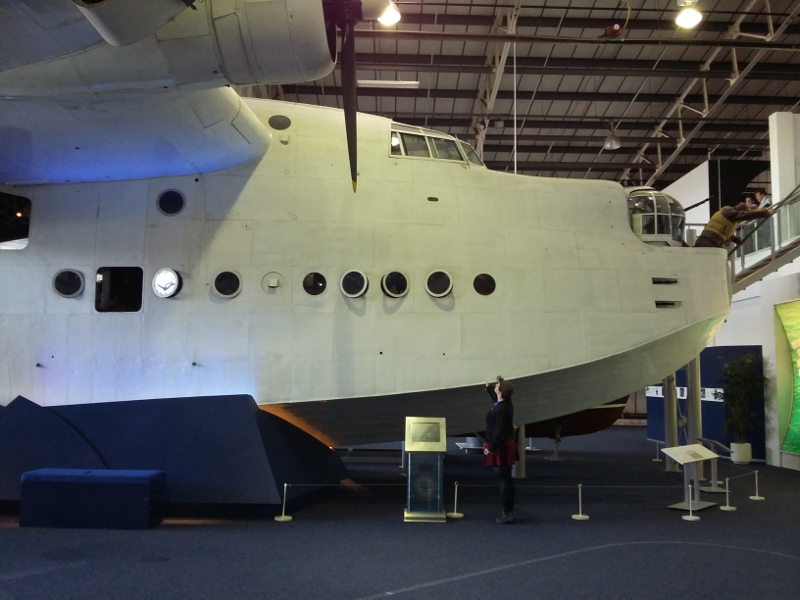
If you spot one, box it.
[755,189,772,208]
[694,202,776,249]
[753,190,773,250]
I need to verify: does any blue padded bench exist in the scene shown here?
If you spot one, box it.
[20,468,166,529]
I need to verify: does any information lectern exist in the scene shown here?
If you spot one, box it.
[661,443,718,512]
[404,416,447,523]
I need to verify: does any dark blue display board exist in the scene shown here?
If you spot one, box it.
[0,394,347,512]
[646,345,766,461]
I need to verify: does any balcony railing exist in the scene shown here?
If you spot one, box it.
[687,184,800,294]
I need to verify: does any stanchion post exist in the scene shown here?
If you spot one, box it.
[682,483,700,521]
[274,482,293,522]
[571,483,589,521]
[446,481,464,519]
[652,440,663,462]
[749,470,765,501]
[720,477,737,511]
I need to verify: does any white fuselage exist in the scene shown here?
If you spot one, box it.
[0,99,730,445]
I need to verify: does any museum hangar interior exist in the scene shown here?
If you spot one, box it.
[1,1,800,599]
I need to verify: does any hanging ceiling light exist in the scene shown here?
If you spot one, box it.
[603,133,622,151]
[675,0,703,28]
[378,1,401,26]
[603,120,622,151]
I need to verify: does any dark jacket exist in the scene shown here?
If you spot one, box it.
[485,386,515,452]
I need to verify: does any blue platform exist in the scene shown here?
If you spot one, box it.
[20,468,165,529]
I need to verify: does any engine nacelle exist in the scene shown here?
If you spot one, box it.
[74,0,189,46]
[209,0,334,85]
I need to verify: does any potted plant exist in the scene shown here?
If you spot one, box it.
[715,353,767,464]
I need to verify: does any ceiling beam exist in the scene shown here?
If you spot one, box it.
[354,29,800,52]
[484,161,698,172]
[484,136,766,146]
[284,85,798,107]
[351,53,800,80]
[389,118,768,134]
[387,117,768,133]
[388,13,800,36]
[469,0,523,157]
[482,145,763,157]
[635,0,800,186]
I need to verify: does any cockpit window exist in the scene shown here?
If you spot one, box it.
[655,194,670,236]
[629,194,656,235]
[627,188,686,247]
[401,133,430,157]
[389,127,485,168]
[670,201,686,243]
[431,138,462,161]
[459,141,484,166]
[390,132,402,156]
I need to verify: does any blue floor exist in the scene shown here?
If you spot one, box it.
[2,426,799,600]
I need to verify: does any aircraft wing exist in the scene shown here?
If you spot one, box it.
[0,86,271,185]
[0,0,353,185]
[0,0,102,73]
[0,0,275,185]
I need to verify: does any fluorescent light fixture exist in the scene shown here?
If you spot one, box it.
[357,80,420,89]
[676,7,703,28]
[378,1,401,26]
[603,133,622,151]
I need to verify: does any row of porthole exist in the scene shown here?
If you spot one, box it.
[150,190,500,298]
[52,268,498,299]
[307,270,498,298]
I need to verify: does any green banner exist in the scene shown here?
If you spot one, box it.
[775,302,800,454]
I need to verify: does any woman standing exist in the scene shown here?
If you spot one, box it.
[483,376,517,524]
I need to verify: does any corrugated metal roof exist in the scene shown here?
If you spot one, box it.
[242,0,800,189]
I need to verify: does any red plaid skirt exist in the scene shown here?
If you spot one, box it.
[483,439,518,467]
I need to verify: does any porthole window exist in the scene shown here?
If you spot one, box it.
[0,191,31,250]
[268,115,292,130]
[473,273,496,296]
[213,270,242,298]
[157,189,185,216]
[53,269,84,298]
[340,270,368,298]
[303,272,327,296]
[381,271,409,298]
[152,268,182,298]
[425,270,452,298]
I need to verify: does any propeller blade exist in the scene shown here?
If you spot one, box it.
[341,22,358,192]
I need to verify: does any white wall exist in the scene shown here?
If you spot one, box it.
[663,161,711,227]
[769,113,800,204]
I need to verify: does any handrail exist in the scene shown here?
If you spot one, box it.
[727,182,800,258]
[683,196,714,212]
[723,182,800,292]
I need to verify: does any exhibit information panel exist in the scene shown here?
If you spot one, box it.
[775,302,800,454]
[404,416,446,523]
[404,416,447,453]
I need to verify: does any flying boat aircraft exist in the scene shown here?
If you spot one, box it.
[0,0,731,455]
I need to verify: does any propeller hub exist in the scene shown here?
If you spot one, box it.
[323,0,363,28]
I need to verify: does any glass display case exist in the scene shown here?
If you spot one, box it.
[404,416,447,523]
